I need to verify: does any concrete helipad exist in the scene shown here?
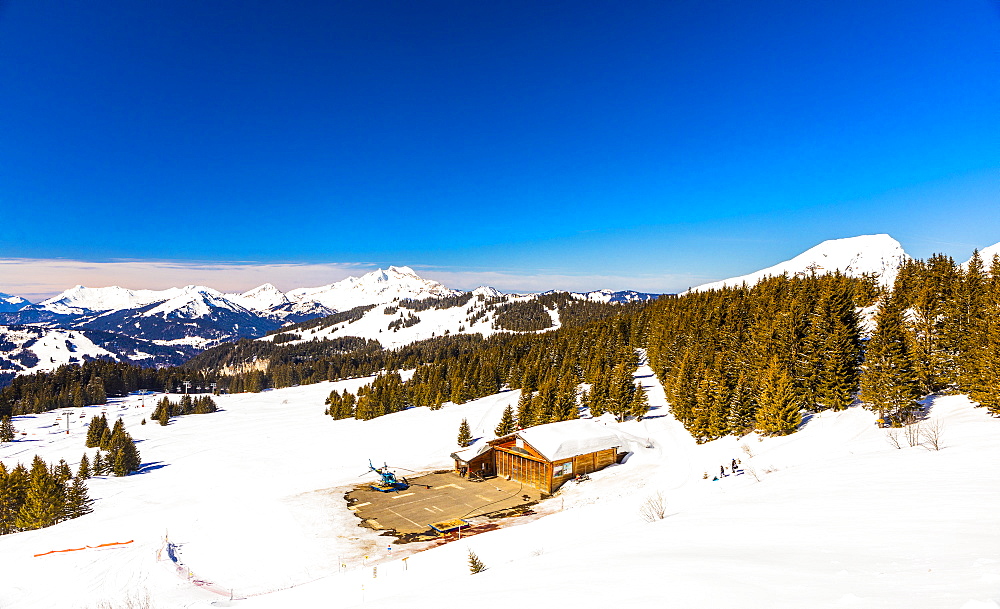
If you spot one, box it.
[346,472,542,534]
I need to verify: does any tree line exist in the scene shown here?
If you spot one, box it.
[0,455,92,535]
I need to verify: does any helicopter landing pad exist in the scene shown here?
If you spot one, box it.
[346,471,541,534]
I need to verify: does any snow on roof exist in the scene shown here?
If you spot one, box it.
[451,442,491,462]
[512,419,625,462]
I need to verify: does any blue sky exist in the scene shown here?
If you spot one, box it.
[1,1,998,298]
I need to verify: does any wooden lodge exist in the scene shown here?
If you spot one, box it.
[451,419,626,495]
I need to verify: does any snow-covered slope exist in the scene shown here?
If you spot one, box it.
[689,234,910,293]
[0,325,196,384]
[1,363,997,608]
[965,242,1000,268]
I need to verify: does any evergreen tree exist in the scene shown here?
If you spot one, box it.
[859,294,923,426]
[0,463,11,534]
[15,456,64,531]
[754,359,802,436]
[0,416,15,443]
[64,476,92,520]
[99,427,112,451]
[77,453,91,479]
[92,451,105,476]
[108,424,141,477]
[54,459,73,484]
[494,404,517,437]
[157,399,170,426]
[457,418,472,448]
[85,377,107,405]
[628,382,650,421]
[725,374,757,435]
[968,254,1000,415]
[516,390,534,428]
[85,414,108,448]
[0,463,28,534]
[467,549,487,574]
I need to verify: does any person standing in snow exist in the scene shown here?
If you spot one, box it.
[731,458,738,472]
[720,465,725,478]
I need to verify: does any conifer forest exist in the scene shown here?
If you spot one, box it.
[3,252,1000,456]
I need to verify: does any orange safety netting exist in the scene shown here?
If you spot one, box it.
[34,539,134,557]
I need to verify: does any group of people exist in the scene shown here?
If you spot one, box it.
[713,458,742,481]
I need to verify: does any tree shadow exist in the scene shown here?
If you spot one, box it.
[136,461,169,474]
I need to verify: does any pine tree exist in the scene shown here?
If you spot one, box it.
[64,476,92,520]
[99,426,111,451]
[859,294,923,426]
[85,414,108,448]
[725,374,757,435]
[157,400,170,426]
[516,390,534,428]
[0,416,15,443]
[0,463,28,534]
[754,359,802,436]
[15,456,64,531]
[467,549,487,574]
[77,453,91,479]
[108,423,141,477]
[969,254,1000,415]
[92,451,105,476]
[494,404,517,437]
[0,463,11,534]
[457,419,472,448]
[54,459,73,484]
[628,382,650,421]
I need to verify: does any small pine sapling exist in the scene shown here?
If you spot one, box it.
[467,549,487,574]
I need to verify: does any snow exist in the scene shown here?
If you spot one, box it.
[0,326,122,376]
[965,242,1000,268]
[141,287,248,319]
[2,358,998,609]
[286,266,460,311]
[512,419,630,461]
[471,286,502,298]
[40,286,189,314]
[0,293,30,312]
[223,284,289,312]
[688,234,911,293]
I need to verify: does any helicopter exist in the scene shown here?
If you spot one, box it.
[366,460,410,492]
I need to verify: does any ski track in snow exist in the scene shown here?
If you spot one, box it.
[1,368,999,608]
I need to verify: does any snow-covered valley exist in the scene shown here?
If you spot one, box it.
[1,362,997,609]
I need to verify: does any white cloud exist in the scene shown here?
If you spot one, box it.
[0,259,371,301]
[416,268,701,294]
[0,258,700,302]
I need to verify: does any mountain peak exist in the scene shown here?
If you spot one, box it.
[0,292,29,313]
[688,234,910,293]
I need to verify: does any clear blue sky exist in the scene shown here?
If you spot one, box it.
[1,1,998,294]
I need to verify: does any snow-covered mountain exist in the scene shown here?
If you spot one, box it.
[286,266,460,311]
[577,289,661,303]
[257,289,658,352]
[0,267,658,382]
[964,242,1000,268]
[0,325,196,385]
[688,234,910,293]
[0,293,29,313]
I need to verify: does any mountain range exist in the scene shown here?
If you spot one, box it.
[2,235,997,385]
[0,266,657,383]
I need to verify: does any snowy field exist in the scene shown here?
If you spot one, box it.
[1,364,999,608]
